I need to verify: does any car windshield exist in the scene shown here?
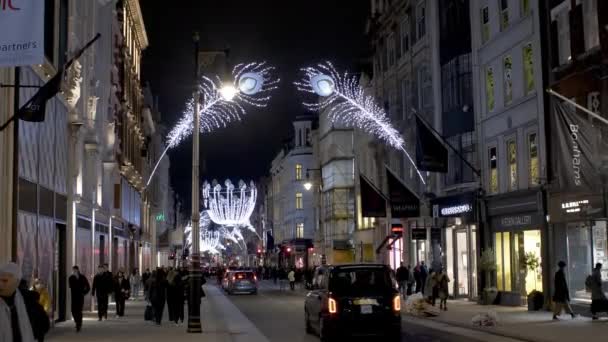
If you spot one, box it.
[234,272,254,280]
[329,267,394,296]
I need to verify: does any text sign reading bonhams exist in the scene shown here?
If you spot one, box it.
[0,0,45,67]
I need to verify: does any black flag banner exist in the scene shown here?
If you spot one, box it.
[360,175,387,218]
[415,116,448,172]
[553,100,608,191]
[16,68,64,122]
[386,166,420,218]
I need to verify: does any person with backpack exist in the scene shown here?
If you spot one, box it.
[553,261,575,320]
[588,263,608,320]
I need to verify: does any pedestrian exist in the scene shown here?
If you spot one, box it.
[396,262,409,299]
[272,267,278,285]
[68,265,90,332]
[551,261,575,320]
[413,263,422,293]
[0,262,50,342]
[588,263,608,320]
[424,268,436,305]
[420,261,428,294]
[288,268,296,290]
[406,265,414,296]
[92,265,111,321]
[31,278,51,316]
[166,268,179,324]
[176,267,187,324]
[142,268,151,298]
[130,268,141,300]
[147,270,166,325]
[114,271,130,317]
[436,268,450,311]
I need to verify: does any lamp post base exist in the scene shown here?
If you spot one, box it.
[187,253,202,333]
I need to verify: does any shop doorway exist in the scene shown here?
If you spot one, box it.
[446,225,477,298]
[495,229,542,296]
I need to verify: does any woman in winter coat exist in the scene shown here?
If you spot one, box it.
[436,268,450,311]
[114,271,130,317]
[147,270,167,325]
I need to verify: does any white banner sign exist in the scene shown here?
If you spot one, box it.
[0,0,45,67]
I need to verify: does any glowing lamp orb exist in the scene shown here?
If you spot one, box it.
[310,74,335,97]
[303,182,313,191]
[238,72,264,95]
[220,85,238,101]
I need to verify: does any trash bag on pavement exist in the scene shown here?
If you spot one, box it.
[471,310,499,327]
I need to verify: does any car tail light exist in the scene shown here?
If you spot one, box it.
[393,295,401,312]
[328,298,337,314]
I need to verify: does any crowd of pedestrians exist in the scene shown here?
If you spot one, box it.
[396,261,450,310]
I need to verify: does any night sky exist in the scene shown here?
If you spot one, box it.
[141,1,369,210]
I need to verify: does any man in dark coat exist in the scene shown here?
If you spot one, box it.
[147,270,166,325]
[114,271,130,317]
[92,265,111,321]
[553,261,575,320]
[68,266,90,332]
[396,263,410,299]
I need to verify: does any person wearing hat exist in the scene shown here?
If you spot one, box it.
[0,262,50,342]
[553,260,576,320]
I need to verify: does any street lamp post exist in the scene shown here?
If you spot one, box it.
[188,31,203,334]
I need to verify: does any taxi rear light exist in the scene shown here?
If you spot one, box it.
[393,295,401,312]
[328,298,337,314]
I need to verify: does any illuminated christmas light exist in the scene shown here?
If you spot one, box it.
[295,61,425,184]
[184,212,225,254]
[203,180,257,227]
[145,62,279,188]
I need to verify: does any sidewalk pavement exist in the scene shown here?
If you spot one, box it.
[405,298,608,342]
[46,285,269,342]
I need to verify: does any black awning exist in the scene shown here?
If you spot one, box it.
[360,174,387,217]
[386,167,420,218]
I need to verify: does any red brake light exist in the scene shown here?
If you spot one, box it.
[238,274,243,279]
[328,298,337,314]
[393,295,401,312]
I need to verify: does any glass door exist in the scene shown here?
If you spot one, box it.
[456,230,469,296]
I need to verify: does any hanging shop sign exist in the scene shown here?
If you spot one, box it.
[548,192,604,222]
[0,0,45,66]
[412,229,427,240]
[430,192,476,220]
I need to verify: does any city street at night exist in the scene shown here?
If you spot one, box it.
[2,1,608,341]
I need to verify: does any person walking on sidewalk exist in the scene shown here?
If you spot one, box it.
[413,263,422,293]
[92,265,111,321]
[114,271,130,318]
[552,261,575,320]
[147,270,167,325]
[288,268,296,291]
[166,268,183,325]
[68,266,90,332]
[436,268,450,311]
[396,263,409,299]
[420,262,428,294]
[142,268,151,298]
[129,269,141,300]
[588,263,608,320]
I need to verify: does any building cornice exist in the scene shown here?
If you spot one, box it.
[126,0,149,49]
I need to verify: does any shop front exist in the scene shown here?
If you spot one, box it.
[548,192,608,302]
[431,191,478,299]
[486,190,546,306]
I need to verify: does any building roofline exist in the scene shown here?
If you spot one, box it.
[126,0,149,49]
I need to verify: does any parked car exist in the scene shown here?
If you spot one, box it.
[304,264,401,341]
[225,270,258,295]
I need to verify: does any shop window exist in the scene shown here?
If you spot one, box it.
[523,44,535,95]
[521,0,531,16]
[486,67,495,113]
[495,232,512,291]
[583,0,599,51]
[500,0,509,31]
[528,133,539,186]
[489,147,498,194]
[503,55,513,105]
[507,140,517,191]
[481,6,490,43]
